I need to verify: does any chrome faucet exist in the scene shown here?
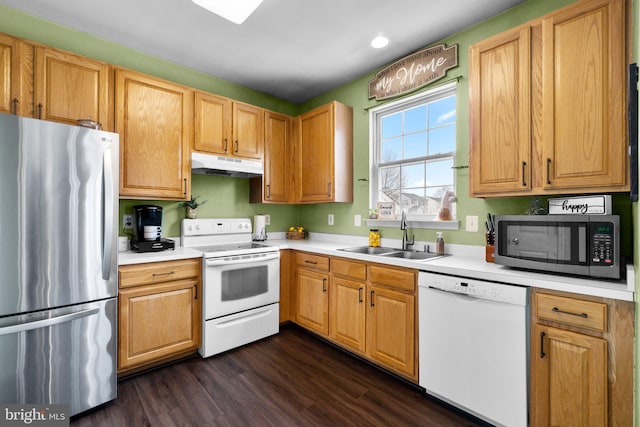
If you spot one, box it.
[400,210,414,251]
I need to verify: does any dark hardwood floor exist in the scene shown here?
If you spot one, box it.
[72,325,485,427]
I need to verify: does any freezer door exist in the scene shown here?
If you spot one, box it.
[0,298,117,416]
[0,115,119,316]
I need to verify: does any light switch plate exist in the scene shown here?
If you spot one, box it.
[466,215,479,232]
[123,214,133,230]
[354,214,361,227]
[264,214,271,225]
[328,214,334,225]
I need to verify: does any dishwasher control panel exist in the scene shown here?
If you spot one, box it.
[418,272,528,305]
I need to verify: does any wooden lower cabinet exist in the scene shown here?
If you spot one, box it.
[330,275,366,352]
[293,254,417,382]
[296,268,329,335]
[367,285,415,378]
[530,288,634,427]
[118,258,201,374]
[533,324,607,427]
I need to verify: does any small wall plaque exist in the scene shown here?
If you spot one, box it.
[377,202,395,219]
[548,195,612,215]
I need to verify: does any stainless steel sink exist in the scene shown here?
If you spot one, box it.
[380,251,443,260]
[338,246,443,261]
[338,246,399,255]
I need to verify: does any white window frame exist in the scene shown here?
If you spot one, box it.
[367,81,459,230]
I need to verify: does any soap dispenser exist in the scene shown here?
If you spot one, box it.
[436,232,445,255]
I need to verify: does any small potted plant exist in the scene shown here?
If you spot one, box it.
[181,195,207,219]
[368,209,378,219]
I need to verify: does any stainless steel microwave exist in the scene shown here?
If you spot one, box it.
[494,215,620,279]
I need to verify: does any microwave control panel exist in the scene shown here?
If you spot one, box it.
[590,222,615,264]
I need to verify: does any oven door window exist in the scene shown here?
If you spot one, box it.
[221,265,268,301]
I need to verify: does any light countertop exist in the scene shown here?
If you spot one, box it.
[118,232,635,301]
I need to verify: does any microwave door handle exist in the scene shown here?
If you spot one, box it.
[205,252,280,267]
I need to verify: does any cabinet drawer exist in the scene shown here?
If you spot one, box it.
[368,265,415,292]
[119,258,201,288]
[536,293,607,332]
[332,258,366,281]
[295,252,330,271]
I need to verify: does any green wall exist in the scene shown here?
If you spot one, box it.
[0,0,632,245]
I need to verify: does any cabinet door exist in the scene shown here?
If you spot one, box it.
[0,34,32,117]
[295,268,329,335]
[469,25,531,195]
[541,0,627,190]
[35,47,112,130]
[263,110,290,202]
[298,103,334,202]
[194,91,231,155]
[116,69,192,200]
[330,276,366,353]
[367,286,415,378]
[232,101,263,159]
[118,278,201,371]
[531,324,607,427]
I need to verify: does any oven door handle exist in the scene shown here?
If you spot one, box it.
[205,252,280,266]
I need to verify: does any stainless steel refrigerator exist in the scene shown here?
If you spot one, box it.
[0,115,118,416]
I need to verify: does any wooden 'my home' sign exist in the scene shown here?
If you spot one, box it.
[368,44,458,100]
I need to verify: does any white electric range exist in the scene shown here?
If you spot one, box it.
[181,218,280,357]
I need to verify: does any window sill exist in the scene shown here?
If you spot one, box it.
[364,219,460,230]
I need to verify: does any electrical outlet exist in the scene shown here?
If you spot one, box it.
[328,214,334,226]
[465,215,479,232]
[123,214,133,230]
[264,214,270,225]
[354,214,361,227]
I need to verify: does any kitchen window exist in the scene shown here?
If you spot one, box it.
[369,82,457,227]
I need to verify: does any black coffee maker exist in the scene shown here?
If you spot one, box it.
[131,205,175,252]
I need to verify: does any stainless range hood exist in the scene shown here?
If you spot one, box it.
[191,151,263,178]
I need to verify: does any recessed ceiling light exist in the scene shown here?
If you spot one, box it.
[371,35,389,49]
[192,0,264,24]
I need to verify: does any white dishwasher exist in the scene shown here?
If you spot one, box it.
[418,272,529,427]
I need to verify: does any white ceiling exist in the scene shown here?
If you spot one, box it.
[0,0,525,104]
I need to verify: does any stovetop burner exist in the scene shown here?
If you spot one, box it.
[193,242,272,253]
[181,218,279,257]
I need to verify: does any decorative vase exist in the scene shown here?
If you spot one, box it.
[186,207,197,219]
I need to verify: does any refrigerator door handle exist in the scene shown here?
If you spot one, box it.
[102,148,114,281]
[0,307,99,336]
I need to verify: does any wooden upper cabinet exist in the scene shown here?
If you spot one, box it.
[469,0,628,197]
[35,47,112,130]
[297,101,353,203]
[194,91,231,155]
[233,101,263,159]
[469,25,531,195]
[194,92,263,160]
[0,33,32,117]
[252,110,291,203]
[541,0,627,190]
[116,68,192,200]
